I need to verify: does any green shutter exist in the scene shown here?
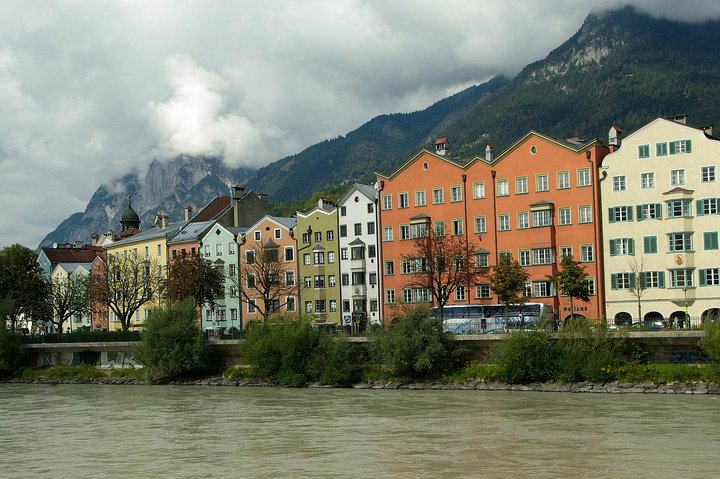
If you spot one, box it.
[697,200,705,216]
[656,204,662,219]
[608,207,615,223]
[609,239,617,256]
[628,238,635,255]
[637,205,644,221]
[658,272,665,288]
[627,207,633,221]
[639,272,647,288]
[686,140,692,153]
[669,141,676,154]
[611,274,618,290]
[700,269,707,286]
[629,274,636,288]
[644,236,656,254]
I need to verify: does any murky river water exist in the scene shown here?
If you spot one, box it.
[0,384,718,478]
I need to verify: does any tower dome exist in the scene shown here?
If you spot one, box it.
[120,196,141,232]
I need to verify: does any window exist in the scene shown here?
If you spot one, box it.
[536,174,549,192]
[315,300,326,313]
[215,243,222,256]
[410,223,428,239]
[273,228,281,240]
[368,245,376,258]
[339,225,347,238]
[609,206,632,222]
[350,272,364,286]
[303,276,312,288]
[532,248,554,265]
[228,264,237,277]
[341,248,348,260]
[700,268,720,286]
[610,238,634,256]
[370,300,378,312]
[382,194,392,210]
[305,301,312,313]
[643,236,658,254]
[400,225,410,240]
[328,251,335,263]
[455,286,466,301]
[144,246,149,259]
[383,226,393,242]
[285,271,295,286]
[368,203,374,213]
[670,269,694,288]
[398,192,409,208]
[313,231,322,243]
[450,185,462,202]
[579,205,592,224]
[498,214,510,231]
[434,221,445,237]
[384,260,394,275]
[515,177,528,194]
[611,272,632,290]
[432,188,444,204]
[415,190,426,206]
[560,246,573,259]
[577,168,591,187]
[341,274,349,286]
[581,245,593,262]
[532,281,553,297]
[385,289,396,304]
[303,253,311,265]
[704,232,719,250]
[667,200,692,218]
[284,247,294,262]
[314,275,325,288]
[558,207,571,225]
[669,139,692,154]
[638,144,650,158]
[452,219,463,235]
[698,198,719,215]
[473,182,485,199]
[475,252,489,267]
[343,300,351,312]
[340,206,347,216]
[329,300,337,312]
[638,203,661,220]
[532,209,552,227]
[612,176,626,192]
[351,246,364,260]
[641,172,655,189]
[671,169,685,186]
[248,299,256,313]
[585,278,596,296]
[642,271,664,289]
[157,244,162,256]
[326,230,334,241]
[702,166,716,183]
[497,179,509,196]
[313,251,325,264]
[246,250,255,264]
[286,297,296,312]
[369,272,377,285]
[476,284,491,299]
[557,171,570,189]
[656,142,668,156]
[668,233,693,252]
[254,231,261,241]
[517,212,529,229]
[519,250,530,266]
[402,288,413,304]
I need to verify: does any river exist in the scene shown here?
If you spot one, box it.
[0,384,718,478]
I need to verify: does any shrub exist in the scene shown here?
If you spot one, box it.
[308,334,365,386]
[554,319,626,382]
[493,328,557,384]
[369,305,463,380]
[700,317,720,364]
[0,322,25,376]
[134,299,212,378]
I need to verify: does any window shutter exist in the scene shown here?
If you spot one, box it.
[658,272,665,288]
[609,239,617,256]
[686,140,692,153]
[639,272,647,289]
[608,208,615,223]
[643,236,652,253]
[697,200,705,216]
[627,207,633,221]
[629,274,636,289]
[628,239,635,255]
[636,205,644,221]
[656,204,662,219]
[669,141,676,154]
[611,274,618,290]
[700,269,706,286]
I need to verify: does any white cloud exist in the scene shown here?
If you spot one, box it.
[0,0,719,248]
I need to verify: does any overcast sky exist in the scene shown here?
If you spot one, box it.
[2,0,719,249]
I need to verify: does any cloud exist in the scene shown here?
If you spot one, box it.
[1,0,720,248]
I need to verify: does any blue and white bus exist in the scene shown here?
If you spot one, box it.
[430,303,554,334]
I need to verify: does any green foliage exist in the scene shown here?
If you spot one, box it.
[369,305,463,380]
[554,319,626,383]
[167,255,225,310]
[0,320,25,376]
[493,329,557,384]
[308,334,365,386]
[19,365,107,380]
[487,255,529,314]
[700,318,720,364]
[446,362,502,383]
[0,244,49,332]
[612,364,720,384]
[134,300,212,378]
[548,255,590,315]
[109,368,145,380]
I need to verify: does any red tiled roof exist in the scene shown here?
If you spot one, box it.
[42,247,103,264]
[435,137,448,145]
[192,196,231,222]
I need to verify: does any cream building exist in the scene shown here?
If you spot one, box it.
[601,117,720,327]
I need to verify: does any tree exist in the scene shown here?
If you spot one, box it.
[135,299,211,378]
[487,254,530,324]
[167,255,225,310]
[403,227,486,321]
[0,244,49,333]
[628,257,647,324]
[548,255,590,321]
[0,306,25,376]
[90,255,165,331]
[46,272,91,337]
[237,242,297,323]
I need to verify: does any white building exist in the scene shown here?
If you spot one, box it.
[337,183,382,329]
[601,116,720,327]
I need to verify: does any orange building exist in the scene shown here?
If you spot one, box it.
[377,133,609,323]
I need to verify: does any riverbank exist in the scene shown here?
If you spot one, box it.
[3,375,719,394]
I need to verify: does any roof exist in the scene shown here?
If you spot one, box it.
[435,137,448,145]
[41,247,103,265]
[270,216,297,230]
[55,262,93,275]
[191,196,231,222]
[168,220,215,245]
[108,222,183,248]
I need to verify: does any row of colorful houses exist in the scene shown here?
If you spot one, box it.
[39,115,720,332]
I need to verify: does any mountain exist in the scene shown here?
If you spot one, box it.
[43,6,720,245]
[41,156,252,247]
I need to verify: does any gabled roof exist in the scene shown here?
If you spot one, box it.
[54,262,93,275]
[243,215,296,233]
[338,183,377,205]
[41,247,103,265]
[168,220,215,245]
[663,187,694,195]
[191,196,231,222]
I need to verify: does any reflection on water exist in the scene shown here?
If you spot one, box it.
[0,384,718,478]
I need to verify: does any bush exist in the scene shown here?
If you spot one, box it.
[554,319,626,382]
[700,318,720,364]
[308,333,365,386]
[0,323,25,376]
[134,300,212,378]
[369,305,463,380]
[493,328,557,384]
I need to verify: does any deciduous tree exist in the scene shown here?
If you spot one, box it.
[167,255,225,310]
[46,272,91,337]
[487,254,530,322]
[0,244,49,333]
[548,254,591,321]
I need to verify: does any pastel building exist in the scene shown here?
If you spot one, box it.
[601,116,720,327]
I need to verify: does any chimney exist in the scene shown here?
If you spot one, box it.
[702,125,714,137]
[184,205,193,221]
[75,240,84,249]
[435,137,449,157]
[608,125,622,151]
[232,186,245,200]
[317,197,334,210]
[485,144,494,162]
[91,233,99,246]
[156,213,169,229]
[257,193,268,203]
[668,114,688,125]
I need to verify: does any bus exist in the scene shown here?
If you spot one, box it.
[430,303,555,334]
